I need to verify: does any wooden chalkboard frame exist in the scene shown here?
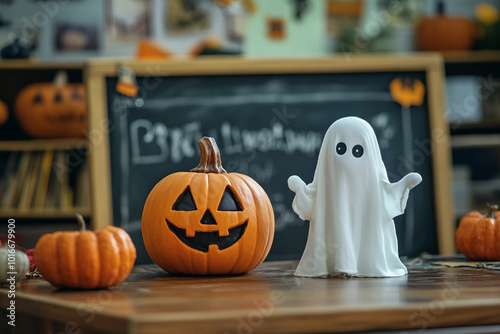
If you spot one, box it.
[85,54,454,254]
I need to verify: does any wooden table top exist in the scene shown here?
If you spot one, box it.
[2,261,500,334]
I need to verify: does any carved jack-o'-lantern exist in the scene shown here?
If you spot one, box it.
[15,71,87,138]
[142,137,275,275]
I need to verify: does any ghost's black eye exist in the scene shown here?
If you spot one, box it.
[352,145,364,158]
[336,142,346,155]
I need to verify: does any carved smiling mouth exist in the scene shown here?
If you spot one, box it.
[166,220,248,253]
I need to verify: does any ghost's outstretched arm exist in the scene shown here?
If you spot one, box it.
[288,175,315,221]
[383,172,422,218]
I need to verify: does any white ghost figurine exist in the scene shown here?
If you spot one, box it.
[288,117,422,278]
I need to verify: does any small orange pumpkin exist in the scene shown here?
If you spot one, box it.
[455,204,500,260]
[416,2,475,51]
[35,214,136,289]
[142,137,275,275]
[15,71,87,138]
[0,99,8,126]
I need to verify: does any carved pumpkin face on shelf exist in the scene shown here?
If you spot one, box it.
[15,71,87,138]
[142,137,275,275]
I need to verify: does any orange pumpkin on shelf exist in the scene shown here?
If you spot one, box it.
[0,99,8,126]
[15,71,87,138]
[35,214,136,289]
[455,204,500,261]
[142,137,275,275]
[416,1,475,52]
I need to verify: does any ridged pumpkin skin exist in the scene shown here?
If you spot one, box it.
[416,16,475,51]
[142,137,275,275]
[35,225,136,289]
[455,206,500,260]
[15,73,87,138]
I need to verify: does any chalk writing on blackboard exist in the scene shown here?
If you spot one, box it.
[105,71,437,261]
[130,120,323,165]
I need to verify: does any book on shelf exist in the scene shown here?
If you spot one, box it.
[74,157,90,209]
[0,152,19,206]
[44,151,62,210]
[18,152,43,210]
[55,150,68,209]
[33,150,54,208]
[0,152,10,195]
[3,152,32,208]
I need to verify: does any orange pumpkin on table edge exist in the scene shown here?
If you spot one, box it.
[142,137,275,276]
[455,204,500,261]
[15,71,87,138]
[35,214,136,289]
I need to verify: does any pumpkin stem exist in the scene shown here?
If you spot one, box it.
[76,213,87,231]
[190,137,227,174]
[485,204,498,219]
[54,70,68,87]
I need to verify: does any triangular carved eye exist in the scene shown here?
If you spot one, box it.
[172,186,197,211]
[33,94,43,104]
[217,187,243,211]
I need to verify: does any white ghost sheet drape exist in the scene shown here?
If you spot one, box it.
[288,117,422,277]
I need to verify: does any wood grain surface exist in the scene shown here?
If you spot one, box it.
[1,261,500,334]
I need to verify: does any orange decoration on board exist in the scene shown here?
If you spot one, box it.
[0,100,8,126]
[389,77,426,109]
[267,18,286,40]
[455,204,500,261]
[142,137,275,276]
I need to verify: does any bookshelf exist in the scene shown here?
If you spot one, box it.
[442,51,500,218]
[0,61,91,229]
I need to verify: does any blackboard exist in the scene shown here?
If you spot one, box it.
[86,56,454,264]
